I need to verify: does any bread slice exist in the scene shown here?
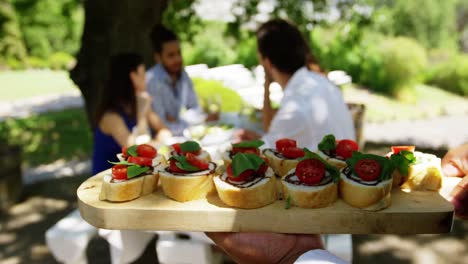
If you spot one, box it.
[317,151,347,170]
[99,173,158,202]
[263,149,300,177]
[213,167,277,209]
[159,163,217,202]
[339,172,392,211]
[281,169,338,208]
[400,152,442,191]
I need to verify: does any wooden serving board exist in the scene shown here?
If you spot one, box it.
[77,171,458,234]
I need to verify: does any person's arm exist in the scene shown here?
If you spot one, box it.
[99,112,133,147]
[206,232,325,264]
[441,143,468,219]
[185,77,200,110]
[147,111,172,143]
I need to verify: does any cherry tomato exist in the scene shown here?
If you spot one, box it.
[256,157,269,175]
[231,147,260,155]
[276,138,297,152]
[112,165,128,180]
[226,164,254,182]
[281,147,305,159]
[172,143,182,154]
[128,156,152,167]
[335,139,359,159]
[186,153,210,170]
[295,159,325,185]
[121,146,128,159]
[355,159,381,181]
[136,144,157,158]
[391,146,415,154]
[169,160,185,173]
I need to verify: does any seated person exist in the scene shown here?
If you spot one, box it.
[92,52,171,175]
[236,19,355,149]
[147,24,215,136]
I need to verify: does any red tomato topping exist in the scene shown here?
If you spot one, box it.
[281,147,305,159]
[136,144,157,158]
[169,160,185,173]
[121,146,128,159]
[231,147,260,155]
[295,159,325,185]
[186,153,210,170]
[226,164,254,182]
[276,138,297,152]
[128,156,152,167]
[335,139,359,159]
[112,165,128,180]
[172,143,182,154]
[391,146,415,154]
[256,157,269,175]
[355,159,381,181]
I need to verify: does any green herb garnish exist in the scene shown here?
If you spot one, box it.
[232,140,265,149]
[180,141,201,153]
[285,195,291,209]
[318,134,336,152]
[301,148,340,183]
[346,152,395,181]
[390,150,416,176]
[231,153,265,177]
[127,165,150,178]
[108,160,135,166]
[170,155,202,172]
[127,145,138,157]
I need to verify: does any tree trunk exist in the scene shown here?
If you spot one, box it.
[70,0,169,127]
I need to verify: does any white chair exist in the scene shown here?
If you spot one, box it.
[98,229,155,264]
[45,209,98,264]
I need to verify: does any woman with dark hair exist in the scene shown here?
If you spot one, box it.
[92,52,171,175]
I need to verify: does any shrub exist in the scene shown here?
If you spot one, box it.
[49,52,75,70]
[192,78,244,112]
[234,36,258,69]
[26,56,49,69]
[426,55,468,96]
[364,37,427,96]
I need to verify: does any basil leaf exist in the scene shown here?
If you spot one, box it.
[318,134,336,152]
[231,153,266,177]
[302,148,340,183]
[390,150,416,176]
[108,160,136,166]
[127,165,150,179]
[346,152,395,181]
[180,141,201,153]
[285,195,291,209]
[232,140,265,149]
[127,145,138,157]
[169,155,202,172]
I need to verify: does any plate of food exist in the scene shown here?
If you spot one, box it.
[77,136,456,234]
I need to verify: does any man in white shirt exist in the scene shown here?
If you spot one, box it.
[235,20,355,150]
[210,19,352,263]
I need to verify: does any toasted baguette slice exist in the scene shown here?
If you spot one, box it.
[214,167,277,209]
[281,170,338,208]
[317,151,347,170]
[400,152,442,191]
[159,163,217,202]
[339,173,392,211]
[99,173,158,202]
[263,149,300,177]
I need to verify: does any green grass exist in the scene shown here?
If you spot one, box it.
[193,77,245,112]
[0,108,92,167]
[0,70,76,101]
[342,84,468,123]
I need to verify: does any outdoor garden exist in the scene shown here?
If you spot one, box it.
[1,0,468,263]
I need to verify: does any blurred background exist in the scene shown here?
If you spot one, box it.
[0,0,467,263]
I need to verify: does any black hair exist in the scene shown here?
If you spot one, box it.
[95,53,143,126]
[256,19,308,75]
[150,24,178,54]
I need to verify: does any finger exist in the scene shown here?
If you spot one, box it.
[442,161,465,177]
[450,176,468,219]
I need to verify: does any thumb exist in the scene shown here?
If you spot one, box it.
[442,162,464,178]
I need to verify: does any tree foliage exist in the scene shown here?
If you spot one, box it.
[0,0,26,62]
